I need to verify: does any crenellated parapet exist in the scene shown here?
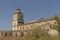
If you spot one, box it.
[0,30,28,37]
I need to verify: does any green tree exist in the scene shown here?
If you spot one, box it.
[54,26,60,32]
[53,15,60,25]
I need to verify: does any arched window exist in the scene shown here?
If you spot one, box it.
[23,27,24,29]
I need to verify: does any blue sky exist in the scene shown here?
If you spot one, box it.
[0,0,60,30]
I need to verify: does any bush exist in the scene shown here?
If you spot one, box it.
[54,26,60,32]
[25,26,60,40]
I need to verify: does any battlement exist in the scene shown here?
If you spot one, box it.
[0,30,28,37]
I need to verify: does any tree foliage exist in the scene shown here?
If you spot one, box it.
[54,26,60,32]
[24,26,60,40]
[53,15,60,25]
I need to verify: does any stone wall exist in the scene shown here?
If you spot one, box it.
[0,30,27,37]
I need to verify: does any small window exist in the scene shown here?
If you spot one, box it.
[1,32,3,35]
[47,29,49,31]
[27,27,28,29]
[31,25,33,28]
[50,25,51,29]
[52,27,54,29]
[20,27,21,29]
[23,27,24,29]
[54,22,57,24]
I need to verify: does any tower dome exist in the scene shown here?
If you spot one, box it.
[15,7,21,12]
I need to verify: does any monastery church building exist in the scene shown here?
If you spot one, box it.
[12,8,58,31]
[0,8,58,37]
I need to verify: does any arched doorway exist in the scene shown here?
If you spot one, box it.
[21,32,24,37]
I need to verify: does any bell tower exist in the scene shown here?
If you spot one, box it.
[12,8,24,30]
